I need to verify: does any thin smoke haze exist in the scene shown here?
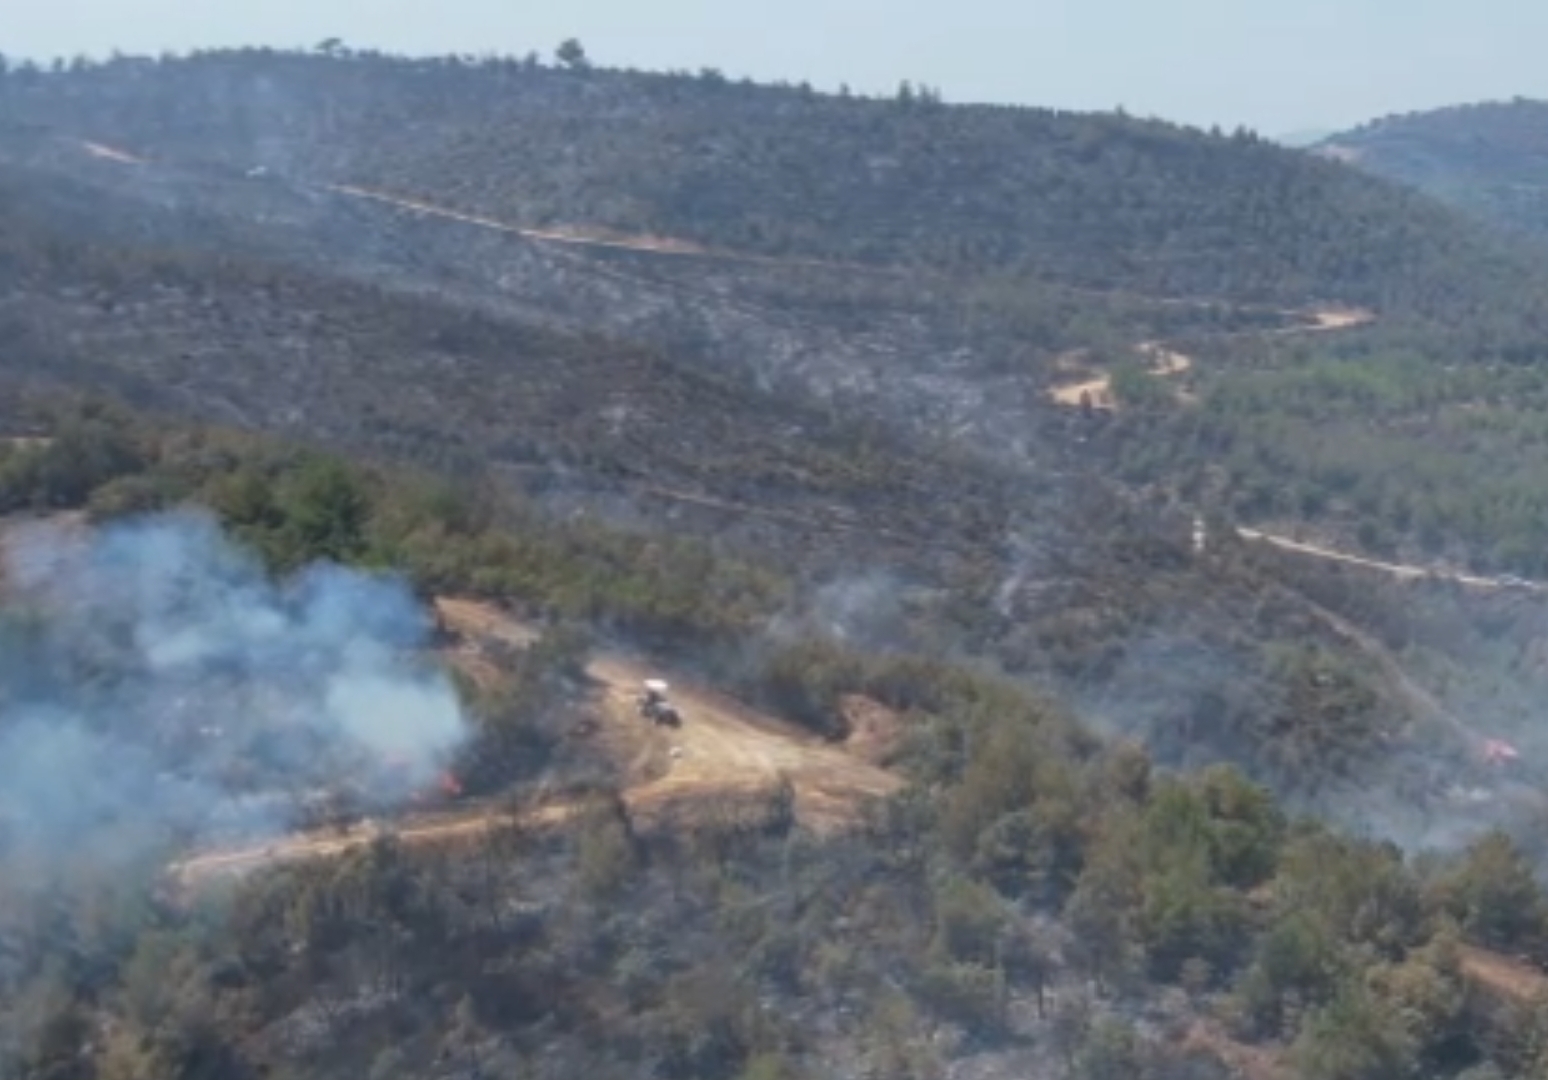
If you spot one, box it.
[0,509,468,874]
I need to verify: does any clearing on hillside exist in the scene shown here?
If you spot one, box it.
[170,598,902,886]
[433,599,903,833]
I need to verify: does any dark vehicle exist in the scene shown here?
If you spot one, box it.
[638,679,682,727]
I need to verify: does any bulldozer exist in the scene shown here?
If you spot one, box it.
[637,679,682,727]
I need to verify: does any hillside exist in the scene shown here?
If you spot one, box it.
[11,49,1548,1078]
[8,50,1548,329]
[0,253,1535,861]
[12,53,1548,589]
[1315,99,1548,240]
[1,52,1548,789]
[6,416,1548,1080]
[2,51,1548,765]
[9,395,1548,856]
[0,150,1040,579]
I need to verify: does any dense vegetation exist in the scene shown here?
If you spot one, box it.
[0,404,789,652]
[1097,324,1548,577]
[1317,99,1548,242]
[5,409,1548,1080]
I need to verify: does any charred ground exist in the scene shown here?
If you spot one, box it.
[4,420,1548,1080]
[3,47,1548,876]
[10,52,1548,573]
[5,46,1548,1080]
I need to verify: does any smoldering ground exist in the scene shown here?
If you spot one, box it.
[807,521,1547,858]
[765,571,918,650]
[0,508,468,876]
[1063,602,1548,856]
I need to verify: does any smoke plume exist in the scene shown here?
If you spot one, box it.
[0,509,468,874]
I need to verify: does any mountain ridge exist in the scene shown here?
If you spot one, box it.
[1314,97,1548,240]
[12,49,1548,321]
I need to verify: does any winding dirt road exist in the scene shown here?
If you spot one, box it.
[1048,307,1375,410]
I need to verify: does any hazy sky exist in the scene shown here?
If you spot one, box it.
[7,0,1547,133]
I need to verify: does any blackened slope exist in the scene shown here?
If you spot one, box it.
[8,51,1548,325]
[0,159,1023,575]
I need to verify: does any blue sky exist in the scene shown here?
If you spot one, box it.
[7,0,1547,133]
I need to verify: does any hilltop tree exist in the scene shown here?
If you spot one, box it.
[556,38,589,70]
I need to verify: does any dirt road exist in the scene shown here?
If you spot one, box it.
[168,802,579,882]
[1048,307,1374,410]
[323,183,725,258]
[170,598,901,887]
[65,137,716,260]
[63,137,902,274]
[77,140,146,166]
[1235,527,1540,593]
[432,597,901,828]
[322,181,914,276]
[63,133,1375,394]
[1458,945,1548,1003]
[1049,340,1194,409]
[1286,586,1475,751]
[586,650,902,827]
[441,599,902,830]
[1279,307,1375,334]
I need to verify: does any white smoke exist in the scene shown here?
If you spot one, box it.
[0,508,469,869]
